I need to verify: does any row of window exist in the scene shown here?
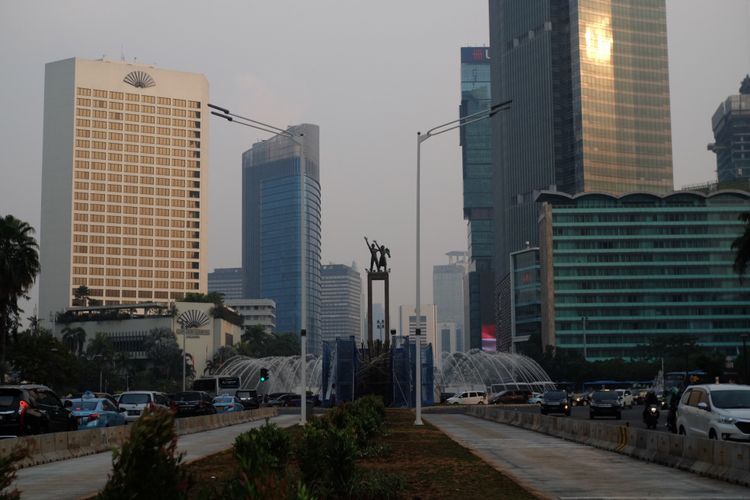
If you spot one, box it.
[74,161,201,177]
[76,122,201,139]
[73,254,196,265]
[76,99,200,117]
[75,139,200,150]
[69,286,199,299]
[76,116,201,130]
[76,88,200,108]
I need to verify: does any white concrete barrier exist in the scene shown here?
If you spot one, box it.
[467,406,750,487]
[0,407,278,469]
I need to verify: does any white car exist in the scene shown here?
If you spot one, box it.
[676,384,750,441]
[528,392,544,405]
[118,391,171,422]
[446,391,487,405]
[615,389,634,409]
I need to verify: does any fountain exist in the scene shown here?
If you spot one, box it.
[435,350,555,395]
[217,355,322,394]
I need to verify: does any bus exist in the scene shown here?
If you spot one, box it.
[191,376,242,397]
[664,371,707,392]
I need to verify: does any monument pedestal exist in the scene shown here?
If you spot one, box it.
[366,271,389,344]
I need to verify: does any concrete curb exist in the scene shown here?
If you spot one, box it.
[0,407,278,469]
[467,406,750,488]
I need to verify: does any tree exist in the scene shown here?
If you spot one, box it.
[62,326,87,357]
[142,327,190,389]
[238,328,300,358]
[73,285,91,307]
[732,212,750,281]
[0,215,41,372]
[181,292,224,305]
[204,345,238,375]
[9,330,78,390]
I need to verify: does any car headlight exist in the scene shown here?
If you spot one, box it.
[718,416,736,424]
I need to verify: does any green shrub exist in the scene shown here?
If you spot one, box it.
[297,418,358,498]
[233,422,290,478]
[98,407,191,500]
[0,447,25,500]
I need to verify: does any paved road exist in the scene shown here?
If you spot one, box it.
[13,414,299,500]
[424,413,750,500]
[513,404,669,432]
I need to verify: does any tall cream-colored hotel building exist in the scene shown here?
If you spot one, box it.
[39,58,208,323]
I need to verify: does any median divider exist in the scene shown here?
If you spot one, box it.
[2,407,278,469]
[466,405,750,487]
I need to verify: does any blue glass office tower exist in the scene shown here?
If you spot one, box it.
[460,47,495,350]
[242,124,321,354]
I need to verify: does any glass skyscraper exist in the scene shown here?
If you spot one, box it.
[489,1,674,347]
[242,124,321,353]
[709,76,750,183]
[460,47,495,350]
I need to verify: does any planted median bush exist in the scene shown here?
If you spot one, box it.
[98,407,191,500]
[228,423,291,499]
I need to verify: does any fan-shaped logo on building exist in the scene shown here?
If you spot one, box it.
[123,71,156,88]
[177,310,210,329]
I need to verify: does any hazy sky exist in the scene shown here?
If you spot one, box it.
[1,1,749,320]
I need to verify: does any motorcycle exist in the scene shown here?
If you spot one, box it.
[643,404,660,430]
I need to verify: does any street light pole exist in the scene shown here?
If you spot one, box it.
[209,103,308,340]
[300,329,307,425]
[581,316,588,361]
[414,99,511,426]
[741,334,748,384]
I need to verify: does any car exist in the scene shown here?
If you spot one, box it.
[171,391,216,417]
[541,390,571,416]
[676,384,750,441]
[615,389,634,409]
[235,390,260,410]
[527,393,544,405]
[0,384,78,436]
[66,393,126,428]
[446,391,487,405]
[68,391,119,408]
[489,390,531,405]
[118,391,171,422]
[589,390,622,420]
[212,394,244,413]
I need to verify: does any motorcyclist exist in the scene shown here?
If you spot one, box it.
[642,391,658,416]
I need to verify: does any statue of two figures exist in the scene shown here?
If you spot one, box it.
[364,237,390,273]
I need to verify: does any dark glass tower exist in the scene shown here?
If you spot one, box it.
[709,76,750,184]
[460,47,495,350]
[489,0,674,347]
[242,124,321,353]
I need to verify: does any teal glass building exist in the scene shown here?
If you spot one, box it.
[538,190,750,360]
[242,124,321,354]
[460,47,495,351]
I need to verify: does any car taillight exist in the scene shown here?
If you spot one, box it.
[87,413,100,422]
[18,400,29,415]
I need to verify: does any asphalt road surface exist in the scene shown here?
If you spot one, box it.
[513,403,670,432]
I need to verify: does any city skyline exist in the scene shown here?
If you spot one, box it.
[1,1,748,321]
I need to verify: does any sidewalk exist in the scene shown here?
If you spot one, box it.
[13,414,299,500]
[424,414,750,500]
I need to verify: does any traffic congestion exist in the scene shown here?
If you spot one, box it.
[0,375,318,438]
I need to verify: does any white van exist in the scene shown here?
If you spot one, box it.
[446,391,487,405]
[615,389,634,409]
[118,391,171,422]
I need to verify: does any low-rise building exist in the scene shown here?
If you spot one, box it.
[225,298,276,334]
[54,301,242,376]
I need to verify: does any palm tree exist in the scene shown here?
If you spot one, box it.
[61,326,87,356]
[732,212,750,281]
[0,215,41,370]
[73,285,91,307]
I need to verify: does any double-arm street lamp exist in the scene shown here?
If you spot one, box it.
[209,103,308,424]
[414,99,511,425]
